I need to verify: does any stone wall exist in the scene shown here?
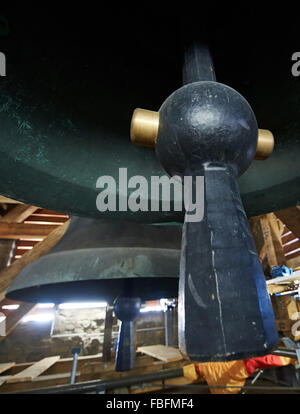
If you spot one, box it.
[0,306,178,363]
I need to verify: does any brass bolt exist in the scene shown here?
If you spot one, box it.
[254,129,275,160]
[130,108,274,160]
[130,108,159,148]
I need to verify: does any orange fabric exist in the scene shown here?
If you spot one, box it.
[195,360,248,394]
[183,355,297,394]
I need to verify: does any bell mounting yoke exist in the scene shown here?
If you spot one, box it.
[130,77,278,361]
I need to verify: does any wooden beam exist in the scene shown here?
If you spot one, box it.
[136,345,183,363]
[0,205,39,224]
[0,222,57,240]
[275,206,300,240]
[248,215,267,261]
[0,302,36,343]
[260,214,286,267]
[0,196,24,205]
[0,362,15,374]
[267,213,287,266]
[0,219,70,301]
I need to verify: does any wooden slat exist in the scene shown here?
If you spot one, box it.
[283,240,300,255]
[0,222,59,240]
[136,345,183,363]
[0,362,15,374]
[24,216,68,225]
[31,209,69,218]
[282,233,299,244]
[285,250,300,260]
[0,219,70,301]
[5,356,60,384]
[0,205,39,224]
[15,240,39,247]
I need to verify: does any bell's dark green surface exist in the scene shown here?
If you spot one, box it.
[6,218,181,303]
[0,5,299,221]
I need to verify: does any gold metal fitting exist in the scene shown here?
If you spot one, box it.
[130,108,159,148]
[255,129,275,160]
[130,107,274,160]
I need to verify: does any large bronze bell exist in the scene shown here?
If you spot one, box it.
[0,6,299,220]
[6,218,181,370]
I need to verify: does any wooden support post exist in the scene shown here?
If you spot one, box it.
[266,213,287,266]
[253,214,286,268]
[248,215,267,262]
[102,305,113,363]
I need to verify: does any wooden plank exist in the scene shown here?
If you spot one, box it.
[6,356,60,384]
[0,362,15,374]
[0,205,39,224]
[0,358,187,393]
[6,353,103,376]
[0,222,58,240]
[275,207,300,240]
[136,345,183,363]
[0,219,70,301]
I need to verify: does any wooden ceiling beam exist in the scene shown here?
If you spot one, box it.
[0,219,70,301]
[275,206,300,240]
[0,222,59,240]
[0,196,24,204]
[0,204,39,224]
